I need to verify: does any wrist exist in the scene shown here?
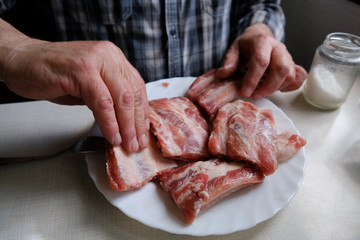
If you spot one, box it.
[0,19,32,83]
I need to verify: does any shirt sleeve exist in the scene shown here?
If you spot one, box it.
[0,0,18,16]
[230,0,285,42]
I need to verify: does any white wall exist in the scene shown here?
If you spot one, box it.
[281,0,360,70]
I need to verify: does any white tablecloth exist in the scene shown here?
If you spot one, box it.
[1,78,359,240]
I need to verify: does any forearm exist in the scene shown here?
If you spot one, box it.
[230,0,285,42]
[0,18,31,83]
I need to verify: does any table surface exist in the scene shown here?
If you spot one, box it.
[1,78,359,240]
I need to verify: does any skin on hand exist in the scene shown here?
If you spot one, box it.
[0,21,149,153]
[216,23,307,99]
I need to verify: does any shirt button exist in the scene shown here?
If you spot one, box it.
[170,26,177,36]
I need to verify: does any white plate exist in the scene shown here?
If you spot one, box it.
[86,77,306,236]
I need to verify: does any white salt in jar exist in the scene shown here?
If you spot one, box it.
[303,32,360,109]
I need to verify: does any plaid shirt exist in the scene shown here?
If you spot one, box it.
[1,0,285,82]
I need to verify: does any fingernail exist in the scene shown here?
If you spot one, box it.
[113,133,122,145]
[139,133,148,149]
[129,136,139,152]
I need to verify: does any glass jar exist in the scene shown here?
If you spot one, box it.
[303,32,360,110]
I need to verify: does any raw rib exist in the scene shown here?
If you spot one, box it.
[208,99,278,176]
[149,96,210,160]
[105,133,177,191]
[187,69,242,119]
[276,131,307,162]
[158,159,264,224]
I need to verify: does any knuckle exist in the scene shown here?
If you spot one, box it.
[86,41,124,65]
[96,95,114,111]
[134,91,143,106]
[98,41,124,58]
[134,116,146,130]
[93,41,116,53]
[120,90,134,108]
[257,33,271,43]
[275,63,292,77]
[254,54,269,68]
[133,85,146,106]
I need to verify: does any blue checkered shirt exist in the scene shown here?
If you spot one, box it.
[0,0,285,82]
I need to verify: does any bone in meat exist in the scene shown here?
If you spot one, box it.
[158,159,264,224]
[149,96,210,160]
[106,133,177,191]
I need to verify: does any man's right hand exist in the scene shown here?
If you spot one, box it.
[0,19,149,153]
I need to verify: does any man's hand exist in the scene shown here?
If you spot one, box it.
[217,23,307,99]
[0,20,149,153]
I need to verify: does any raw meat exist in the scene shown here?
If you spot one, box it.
[276,131,307,162]
[158,159,264,224]
[187,69,242,119]
[106,133,177,191]
[208,99,279,176]
[149,96,210,160]
[208,99,306,175]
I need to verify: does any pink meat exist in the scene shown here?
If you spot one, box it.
[158,159,264,224]
[208,99,278,176]
[105,133,177,191]
[149,96,210,160]
[276,131,307,162]
[187,69,242,119]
